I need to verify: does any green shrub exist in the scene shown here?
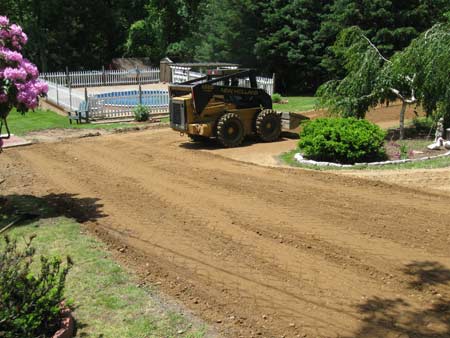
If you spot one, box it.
[298,118,387,164]
[133,105,150,122]
[272,93,282,103]
[0,235,73,338]
[412,117,435,135]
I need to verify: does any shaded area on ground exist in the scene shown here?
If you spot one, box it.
[0,193,105,228]
[351,261,450,338]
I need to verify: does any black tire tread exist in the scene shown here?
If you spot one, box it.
[216,112,245,148]
[256,109,282,142]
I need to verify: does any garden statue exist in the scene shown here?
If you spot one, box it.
[427,118,446,150]
[435,118,444,141]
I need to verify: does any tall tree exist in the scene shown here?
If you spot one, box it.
[318,0,450,78]
[254,0,330,93]
[193,0,259,66]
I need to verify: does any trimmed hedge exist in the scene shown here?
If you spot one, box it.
[298,118,386,164]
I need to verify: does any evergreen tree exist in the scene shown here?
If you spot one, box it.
[254,0,331,93]
[318,0,450,77]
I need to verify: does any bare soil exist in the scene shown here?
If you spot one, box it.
[1,128,449,338]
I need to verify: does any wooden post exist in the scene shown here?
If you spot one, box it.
[272,73,276,95]
[84,87,89,122]
[65,66,69,87]
[159,57,173,83]
[102,66,106,86]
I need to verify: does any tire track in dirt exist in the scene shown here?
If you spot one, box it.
[10,129,450,338]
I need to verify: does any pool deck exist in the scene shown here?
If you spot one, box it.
[72,83,169,96]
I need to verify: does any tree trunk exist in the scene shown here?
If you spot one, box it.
[399,101,407,140]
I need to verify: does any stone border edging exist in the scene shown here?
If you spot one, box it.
[294,151,450,168]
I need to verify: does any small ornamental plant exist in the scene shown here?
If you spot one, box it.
[0,235,73,338]
[134,104,150,122]
[299,117,387,164]
[0,16,48,150]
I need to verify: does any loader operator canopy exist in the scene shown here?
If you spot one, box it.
[168,68,272,114]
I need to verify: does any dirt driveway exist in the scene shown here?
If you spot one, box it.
[1,129,449,338]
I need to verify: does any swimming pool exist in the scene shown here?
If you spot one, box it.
[94,90,169,107]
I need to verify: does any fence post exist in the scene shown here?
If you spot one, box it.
[69,83,72,111]
[84,87,89,122]
[56,81,59,106]
[139,84,142,105]
[102,66,106,86]
[65,67,69,87]
[272,73,276,95]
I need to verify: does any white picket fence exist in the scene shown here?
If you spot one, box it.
[45,81,85,111]
[88,90,169,120]
[170,67,275,95]
[40,68,160,87]
[44,80,169,120]
[171,67,204,83]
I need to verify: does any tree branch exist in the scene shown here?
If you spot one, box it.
[362,34,391,63]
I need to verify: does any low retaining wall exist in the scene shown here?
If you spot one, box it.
[294,151,450,168]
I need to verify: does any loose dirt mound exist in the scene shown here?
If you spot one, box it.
[1,129,449,338]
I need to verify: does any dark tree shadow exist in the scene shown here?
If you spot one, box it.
[0,193,106,229]
[179,133,297,150]
[403,261,450,290]
[350,261,450,338]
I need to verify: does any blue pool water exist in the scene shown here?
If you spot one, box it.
[95,90,169,106]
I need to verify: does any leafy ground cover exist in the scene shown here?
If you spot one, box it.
[273,96,316,113]
[5,109,155,136]
[0,200,206,338]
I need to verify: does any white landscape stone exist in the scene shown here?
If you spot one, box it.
[293,151,450,168]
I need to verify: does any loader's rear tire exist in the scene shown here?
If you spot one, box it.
[188,134,208,142]
[217,113,245,148]
[256,109,281,142]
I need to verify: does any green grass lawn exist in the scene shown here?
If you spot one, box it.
[273,96,316,112]
[0,199,206,337]
[6,109,139,136]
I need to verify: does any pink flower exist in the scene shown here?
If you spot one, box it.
[34,81,48,94]
[9,24,23,36]
[3,67,27,82]
[0,47,23,63]
[0,29,10,40]
[20,59,39,79]
[0,16,9,26]
[20,32,28,44]
[0,16,44,113]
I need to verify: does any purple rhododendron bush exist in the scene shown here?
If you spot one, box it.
[0,15,48,150]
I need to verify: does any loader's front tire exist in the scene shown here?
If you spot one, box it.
[217,113,245,148]
[256,109,281,142]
